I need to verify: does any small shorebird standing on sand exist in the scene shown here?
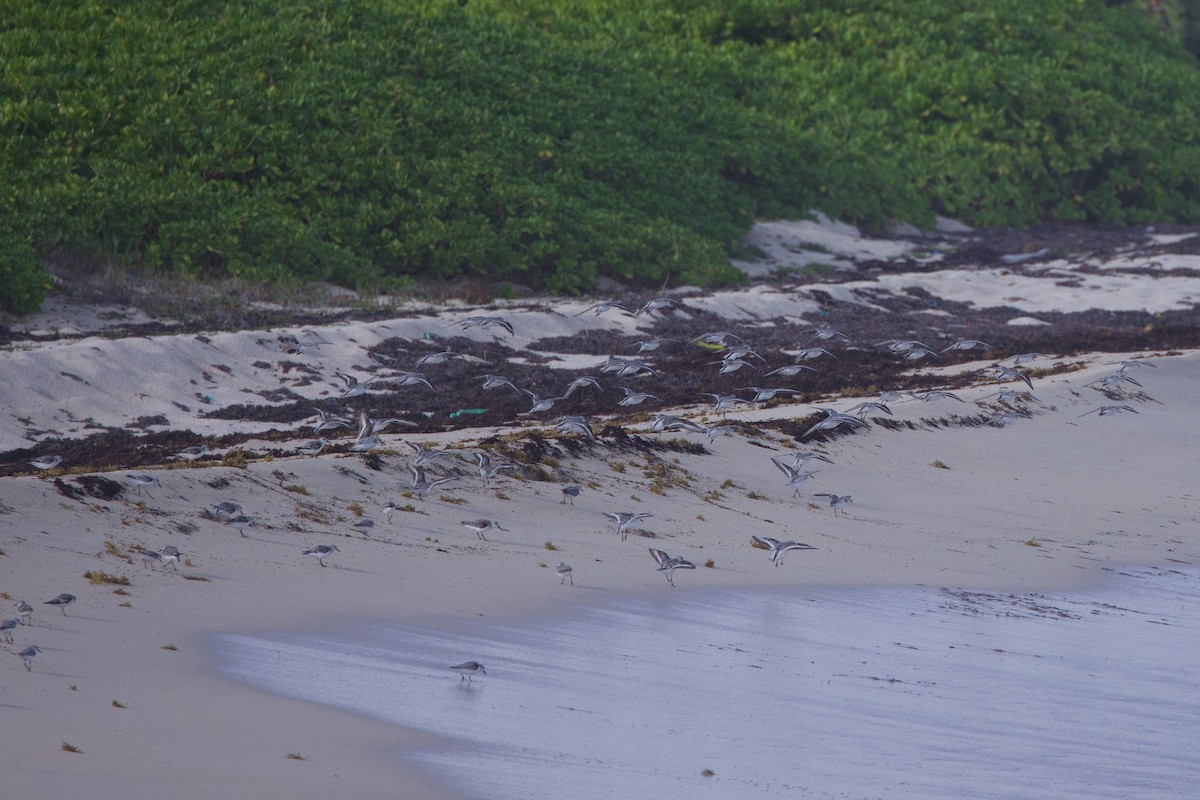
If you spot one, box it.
[28,455,62,471]
[1,619,17,643]
[560,485,582,505]
[303,544,340,567]
[649,548,696,587]
[451,661,487,682]
[224,514,257,537]
[126,473,161,497]
[173,445,210,462]
[19,645,41,671]
[556,562,574,585]
[461,519,507,541]
[13,600,33,625]
[44,593,76,616]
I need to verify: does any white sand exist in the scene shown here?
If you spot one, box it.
[3,215,1198,797]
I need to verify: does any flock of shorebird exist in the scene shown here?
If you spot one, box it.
[10,297,1155,676]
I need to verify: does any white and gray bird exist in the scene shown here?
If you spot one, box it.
[649,548,696,587]
[751,536,817,566]
[303,544,340,567]
[461,519,507,541]
[19,644,41,671]
[451,661,487,682]
[555,562,574,585]
[603,511,653,541]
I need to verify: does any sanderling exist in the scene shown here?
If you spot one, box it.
[521,389,565,414]
[712,358,755,375]
[705,424,736,444]
[472,451,508,483]
[845,401,892,419]
[648,548,696,587]
[126,473,160,497]
[993,366,1034,390]
[336,370,376,399]
[772,451,834,471]
[634,297,680,317]
[211,501,243,518]
[793,346,837,362]
[303,544,340,567]
[603,511,653,541]
[224,514,257,537]
[751,536,817,566]
[941,339,994,353]
[630,338,679,354]
[618,387,660,406]
[701,393,754,414]
[1116,359,1156,370]
[19,645,40,671]
[763,363,819,378]
[814,493,853,516]
[691,331,744,346]
[808,327,852,342]
[311,408,353,433]
[409,466,459,499]
[276,332,332,355]
[914,390,966,403]
[1009,352,1049,365]
[773,460,819,497]
[554,416,596,441]
[451,661,487,682]
[13,600,33,625]
[564,376,604,397]
[480,374,522,393]
[140,549,171,570]
[360,412,418,434]
[415,351,464,368]
[650,414,706,434]
[461,519,506,541]
[350,435,384,452]
[573,301,632,317]
[561,485,582,505]
[1,618,17,643]
[475,316,515,336]
[1079,405,1139,417]
[296,438,328,456]
[802,409,869,439]
[989,411,1032,427]
[742,387,801,403]
[44,593,76,616]
[392,371,435,392]
[161,545,182,569]
[407,442,455,469]
[173,445,211,462]
[28,455,62,471]
[1095,373,1142,389]
[977,390,1041,406]
[556,562,574,585]
[382,501,397,523]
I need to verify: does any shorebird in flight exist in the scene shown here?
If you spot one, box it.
[773,461,819,497]
[764,363,819,378]
[751,536,817,566]
[941,339,993,353]
[604,511,653,541]
[649,548,696,587]
[1079,405,1139,417]
[814,493,853,516]
[574,300,632,317]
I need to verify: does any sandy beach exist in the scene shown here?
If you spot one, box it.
[3,218,1199,798]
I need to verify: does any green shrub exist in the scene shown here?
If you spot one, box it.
[2,0,1200,314]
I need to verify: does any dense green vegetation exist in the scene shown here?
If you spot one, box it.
[2,0,1199,314]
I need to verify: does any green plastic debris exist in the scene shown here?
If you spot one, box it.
[449,408,487,419]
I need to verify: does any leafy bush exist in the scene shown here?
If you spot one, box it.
[3,0,1200,314]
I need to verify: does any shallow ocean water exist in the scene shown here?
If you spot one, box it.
[218,566,1200,799]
